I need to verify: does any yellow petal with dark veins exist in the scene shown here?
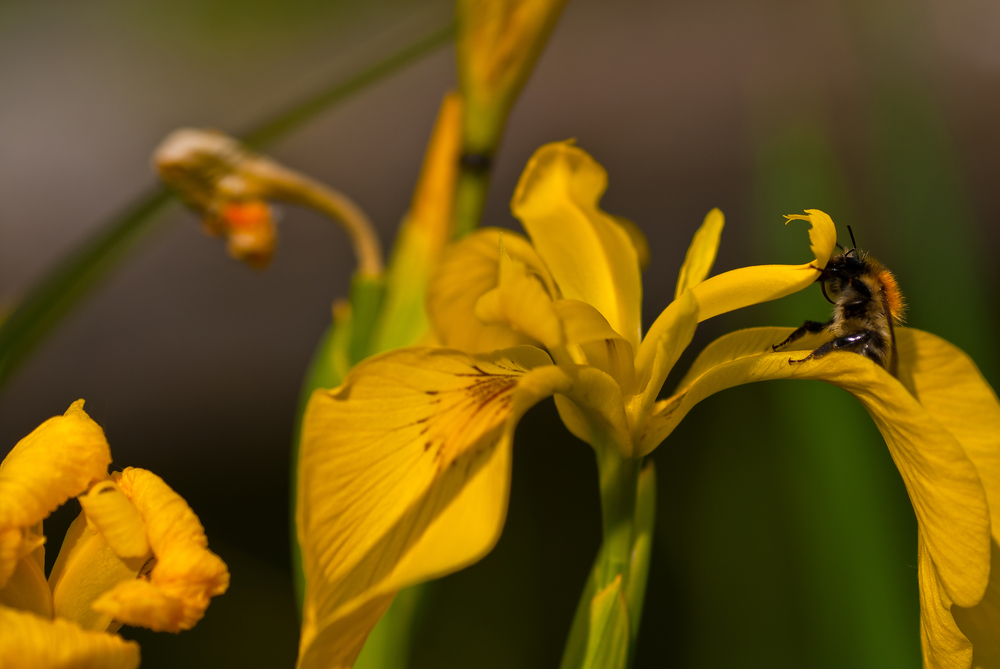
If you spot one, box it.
[0,605,139,669]
[689,210,836,322]
[0,400,110,588]
[91,468,229,632]
[296,344,632,669]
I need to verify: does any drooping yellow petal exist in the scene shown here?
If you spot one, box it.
[428,228,555,353]
[296,344,634,668]
[919,536,973,669]
[0,554,53,618]
[49,512,144,632]
[0,605,140,669]
[642,326,990,611]
[511,141,643,351]
[689,209,837,322]
[91,468,229,633]
[898,330,1000,666]
[78,480,149,559]
[675,208,724,299]
[0,400,110,588]
[297,346,549,669]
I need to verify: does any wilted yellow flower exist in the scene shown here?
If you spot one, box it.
[154,128,382,274]
[0,400,229,668]
[293,141,839,667]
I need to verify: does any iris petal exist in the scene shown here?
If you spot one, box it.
[296,343,636,667]
[0,400,110,588]
[689,209,837,322]
[428,228,552,353]
[511,141,643,351]
[91,468,229,632]
[0,606,140,669]
[675,208,724,299]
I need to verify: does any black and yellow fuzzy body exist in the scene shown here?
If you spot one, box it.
[773,246,906,374]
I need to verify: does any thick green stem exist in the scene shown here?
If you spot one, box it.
[596,447,639,590]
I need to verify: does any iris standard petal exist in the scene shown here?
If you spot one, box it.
[552,300,635,392]
[675,208,724,299]
[511,141,643,351]
[689,209,837,322]
[428,228,553,353]
[629,290,699,438]
[0,400,110,587]
[641,327,990,610]
[475,240,563,349]
[91,468,229,633]
[0,605,140,669]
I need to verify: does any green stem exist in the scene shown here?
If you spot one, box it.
[452,165,492,237]
[596,447,639,590]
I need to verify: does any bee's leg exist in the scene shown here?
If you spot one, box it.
[772,320,831,351]
[788,331,871,364]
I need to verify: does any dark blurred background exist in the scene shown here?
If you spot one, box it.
[1,0,998,666]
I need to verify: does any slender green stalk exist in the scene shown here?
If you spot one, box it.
[0,22,454,392]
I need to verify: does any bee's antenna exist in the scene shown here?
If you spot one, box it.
[835,242,845,252]
[847,225,858,251]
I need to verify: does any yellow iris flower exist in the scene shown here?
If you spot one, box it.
[296,141,998,669]
[0,400,230,668]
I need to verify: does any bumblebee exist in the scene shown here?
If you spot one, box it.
[772,227,906,375]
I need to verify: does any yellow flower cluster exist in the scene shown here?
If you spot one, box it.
[0,400,229,668]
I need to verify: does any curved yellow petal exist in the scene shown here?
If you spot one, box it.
[675,208,724,299]
[91,468,229,632]
[0,555,52,618]
[553,300,635,392]
[629,290,698,437]
[899,330,1000,666]
[78,481,149,559]
[642,327,990,611]
[428,228,553,353]
[689,209,837,322]
[0,400,110,588]
[475,239,563,349]
[919,536,973,669]
[0,606,139,669]
[297,345,560,668]
[511,141,643,351]
[49,511,144,632]
[297,344,636,667]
